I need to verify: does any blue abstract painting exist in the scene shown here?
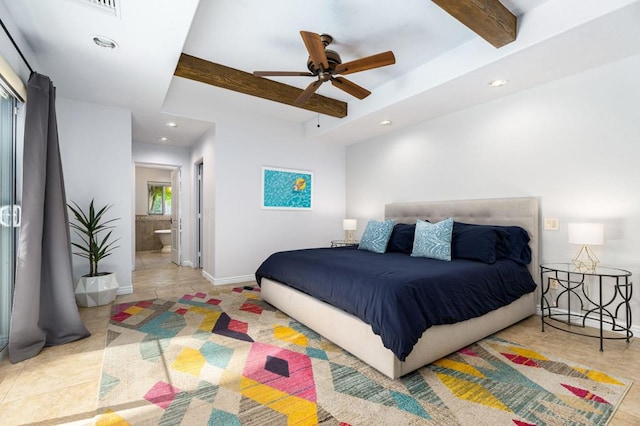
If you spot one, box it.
[262,167,313,210]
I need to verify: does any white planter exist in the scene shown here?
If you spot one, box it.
[75,273,119,307]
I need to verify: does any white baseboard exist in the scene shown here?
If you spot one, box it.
[202,270,214,284]
[117,285,133,295]
[201,271,255,286]
[213,274,255,286]
[182,260,194,268]
[535,304,639,337]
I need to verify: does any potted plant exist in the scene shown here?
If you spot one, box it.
[68,199,120,307]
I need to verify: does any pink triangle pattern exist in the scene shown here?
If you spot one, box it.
[501,353,540,368]
[459,347,478,357]
[144,381,180,409]
[562,383,610,404]
[512,420,537,426]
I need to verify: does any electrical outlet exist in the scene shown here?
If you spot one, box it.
[550,279,560,290]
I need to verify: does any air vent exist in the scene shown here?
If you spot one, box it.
[69,0,119,16]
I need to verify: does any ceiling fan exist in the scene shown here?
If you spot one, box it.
[253,31,396,105]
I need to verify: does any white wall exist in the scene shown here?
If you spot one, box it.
[134,167,172,215]
[346,54,640,327]
[190,116,346,284]
[132,142,193,266]
[57,97,133,293]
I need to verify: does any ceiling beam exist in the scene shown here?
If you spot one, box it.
[174,53,348,119]
[431,0,517,48]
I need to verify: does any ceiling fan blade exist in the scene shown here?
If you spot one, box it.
[253,71,314,77]
[295,80,323,104]
[300,31,329,70]
[334,51,396,75]
[331,77,371,100]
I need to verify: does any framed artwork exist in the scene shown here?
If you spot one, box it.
[261,166,313,210]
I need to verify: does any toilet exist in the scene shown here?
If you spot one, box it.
[154,229,172,253]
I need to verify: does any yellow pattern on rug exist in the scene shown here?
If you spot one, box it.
[437,372,511,412]
[240,377,319,425]
[274,325,308,346]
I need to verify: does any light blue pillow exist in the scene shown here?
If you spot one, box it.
[411,218,454,261]
[358,219,395,254]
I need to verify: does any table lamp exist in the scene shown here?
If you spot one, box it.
[568,222,603,272]
[343,219,357,244]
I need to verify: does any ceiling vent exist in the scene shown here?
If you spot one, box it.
[69,0,119,17]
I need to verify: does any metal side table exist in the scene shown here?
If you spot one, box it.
[540,263,633,351]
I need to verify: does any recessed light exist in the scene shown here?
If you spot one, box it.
[488,79,508,88]
[166,122,178,128]
[93,36,118,49]
[380,120,392,126]
[158,137,170,142]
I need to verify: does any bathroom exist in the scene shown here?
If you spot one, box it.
[134,165,174,256]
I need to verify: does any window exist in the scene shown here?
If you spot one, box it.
[148,182,171,215]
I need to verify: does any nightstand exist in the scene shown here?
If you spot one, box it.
[330,240,359,248]
[540,263,633,351]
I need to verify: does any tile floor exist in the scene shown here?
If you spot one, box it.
[0,251,638,425]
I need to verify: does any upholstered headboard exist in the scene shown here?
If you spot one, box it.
[385,197,539,281]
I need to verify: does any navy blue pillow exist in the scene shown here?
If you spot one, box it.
[386,223,416,254]
[452,222,509,264]
[494,225,532,265]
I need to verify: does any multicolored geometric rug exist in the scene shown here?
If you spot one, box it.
[96,286,631,425]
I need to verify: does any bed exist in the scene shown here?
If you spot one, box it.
[256,197,539,379]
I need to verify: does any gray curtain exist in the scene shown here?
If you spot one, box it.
[8,72,90,363]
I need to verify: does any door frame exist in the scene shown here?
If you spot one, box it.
[170,168,180,265]
[195,160,203,268]
[133,162,181,265]
[0,83,22,361]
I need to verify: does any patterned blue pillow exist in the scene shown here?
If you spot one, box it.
[358,219,395,254]
[411,218,454,261]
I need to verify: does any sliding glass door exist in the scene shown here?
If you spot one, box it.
[0,82,19,361]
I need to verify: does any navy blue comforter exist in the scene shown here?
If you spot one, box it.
[255,246,536,361]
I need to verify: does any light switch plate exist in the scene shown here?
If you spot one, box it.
[544,218,559,231]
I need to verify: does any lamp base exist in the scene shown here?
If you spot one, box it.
[572,244,600,272]
[344,230,355,244]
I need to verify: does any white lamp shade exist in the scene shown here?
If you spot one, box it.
[568,223,604,245]
[343,219,357,231]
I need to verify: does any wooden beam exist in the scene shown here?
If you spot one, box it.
[431,0,516,48]
[174,53,347,119]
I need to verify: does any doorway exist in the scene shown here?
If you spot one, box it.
[134,164,181,268]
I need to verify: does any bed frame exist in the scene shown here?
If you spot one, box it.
[261,197,539,379]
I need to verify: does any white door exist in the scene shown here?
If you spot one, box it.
[171,168,180,265]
